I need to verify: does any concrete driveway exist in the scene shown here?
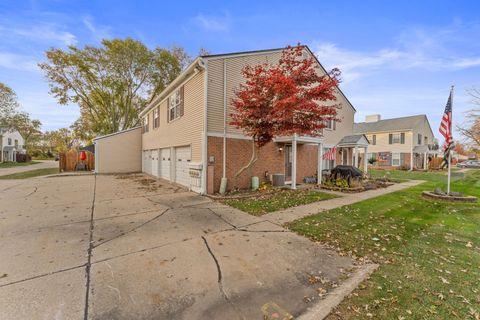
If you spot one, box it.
[0,174,354,319]
[0,160,58,176]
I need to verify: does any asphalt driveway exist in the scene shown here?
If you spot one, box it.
[0,174,354,319]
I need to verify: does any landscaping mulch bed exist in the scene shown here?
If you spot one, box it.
[320,180,394,193]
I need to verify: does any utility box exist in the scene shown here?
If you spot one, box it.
[272,173,285,187]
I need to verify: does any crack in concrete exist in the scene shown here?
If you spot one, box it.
[83,174,97,320]
[201,236,229,301]
[92,238,194,265]
[93,208,170,249]
[0,263,86,288]
[206,208,238,229]
[24,186,37,198]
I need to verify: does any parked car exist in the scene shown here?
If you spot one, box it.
[457,160,480,168]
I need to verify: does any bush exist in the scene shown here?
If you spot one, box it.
[16,154,32,163]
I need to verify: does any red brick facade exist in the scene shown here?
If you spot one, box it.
[207,136,319,193]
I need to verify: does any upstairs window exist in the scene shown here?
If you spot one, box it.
[8,138,11,145]
[143,114,149,133]
[324,119,336,130]
[153,107,160,129]
[372,134,376,145]
[389,133,405,144]
[167,86,184,122]
[418,134,422,145]
[14,139,18,148]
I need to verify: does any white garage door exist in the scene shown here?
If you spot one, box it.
[143,150,151,175]
[175,146,191,187]
[160,148,171,180]
[151,149,159,177]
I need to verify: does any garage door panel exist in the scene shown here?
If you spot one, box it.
[160,148,171,180]
[175,146,191,188]
[151,149,159,177]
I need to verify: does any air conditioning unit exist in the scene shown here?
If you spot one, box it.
[272,173,285,187]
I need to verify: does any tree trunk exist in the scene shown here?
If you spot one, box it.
[234,138,259,189]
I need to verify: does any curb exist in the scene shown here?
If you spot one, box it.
[298,263,379,320]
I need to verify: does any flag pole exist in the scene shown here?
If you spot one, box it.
[447,85,454,194]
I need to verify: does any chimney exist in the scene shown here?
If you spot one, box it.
[365,114,381,123]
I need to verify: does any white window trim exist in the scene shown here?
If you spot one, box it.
[392,152,401,166]
[153,107,159,129]
[392,133,401,144]
[168,90,182,122]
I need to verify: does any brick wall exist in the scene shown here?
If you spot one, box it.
[207,136,319,193]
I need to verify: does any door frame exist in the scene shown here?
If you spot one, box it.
[284,144,292,183]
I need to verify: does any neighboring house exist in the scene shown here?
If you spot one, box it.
[95,46,365,194]
[353,114,436,170]
[0,128,26,162]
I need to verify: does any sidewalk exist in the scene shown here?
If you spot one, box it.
[263,180,425,225]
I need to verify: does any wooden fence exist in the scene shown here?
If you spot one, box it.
[59,149,95,172]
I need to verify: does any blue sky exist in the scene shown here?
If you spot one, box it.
[1,1,479,141]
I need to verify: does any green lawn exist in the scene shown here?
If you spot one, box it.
[288,170,480,319]
[223,189,338,216]
[0,161,40,168]
[368,168,466,184]
[0,168,59,179]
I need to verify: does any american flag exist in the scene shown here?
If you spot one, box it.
[439,90,453,149]
[322,146,336,160]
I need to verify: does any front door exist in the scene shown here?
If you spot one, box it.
[342,148,349,165]
[284,145,292,181]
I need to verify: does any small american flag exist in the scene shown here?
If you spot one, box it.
[322,146,336,160]
[439,89,453,148]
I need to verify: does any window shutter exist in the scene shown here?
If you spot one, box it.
[389,134,393,144]
[400,133,405,144]
[333,120,336,130]
[166,97,170,123]
[157,106,160,127]
[179,86,184,117]
[400,153,405,165]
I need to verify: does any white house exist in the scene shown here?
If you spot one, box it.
[0,128,26,162]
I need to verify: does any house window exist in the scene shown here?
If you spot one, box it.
[153,107,160,129]
[143,115,149,133]
[168,88,183,122]
[389,133,405,144]
[8,138,11,145]
[424,136,428,145]
[322,147,336,169]
[418,134,422,145]
[324,119,335,130]
[372,135,376,145]
[14,140,18,148]
[392,153,401,166]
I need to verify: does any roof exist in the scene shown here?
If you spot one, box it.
[93,126,142,141]
[140,45,356,116]
[354,115,429,134]
[337,134,369,147]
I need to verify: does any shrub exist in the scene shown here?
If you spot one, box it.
[16,154,31,163]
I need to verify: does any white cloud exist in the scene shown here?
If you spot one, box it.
[82,16,112,42]
[192,12,230,32]
[0,52,39,72]
[0,24,77,46]
[312,22,480,83]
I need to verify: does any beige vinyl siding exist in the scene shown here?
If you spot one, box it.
[206,49,354,144]
[364,131,413,154]
[413,117,435,146]
[142,70,205,162]
[207,51,283,134]
[95,127,142,173]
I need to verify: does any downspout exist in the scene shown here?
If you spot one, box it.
[219,59,228,194]
[201,59,208,195]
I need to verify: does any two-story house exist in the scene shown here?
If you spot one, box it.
[353,114,435,170]
[0,127,26,162]
[94,46,368,194]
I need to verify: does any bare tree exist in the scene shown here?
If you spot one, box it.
[457,87,480,147]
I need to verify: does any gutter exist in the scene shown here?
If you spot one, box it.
[201,60,209,195]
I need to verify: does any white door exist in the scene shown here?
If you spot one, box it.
[146,150,152,175]
[151,149,159,177]
[160,148,171,180]
[143,150,149,174]
[175,146,191,187]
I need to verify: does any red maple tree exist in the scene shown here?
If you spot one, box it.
[230,45,342,180]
